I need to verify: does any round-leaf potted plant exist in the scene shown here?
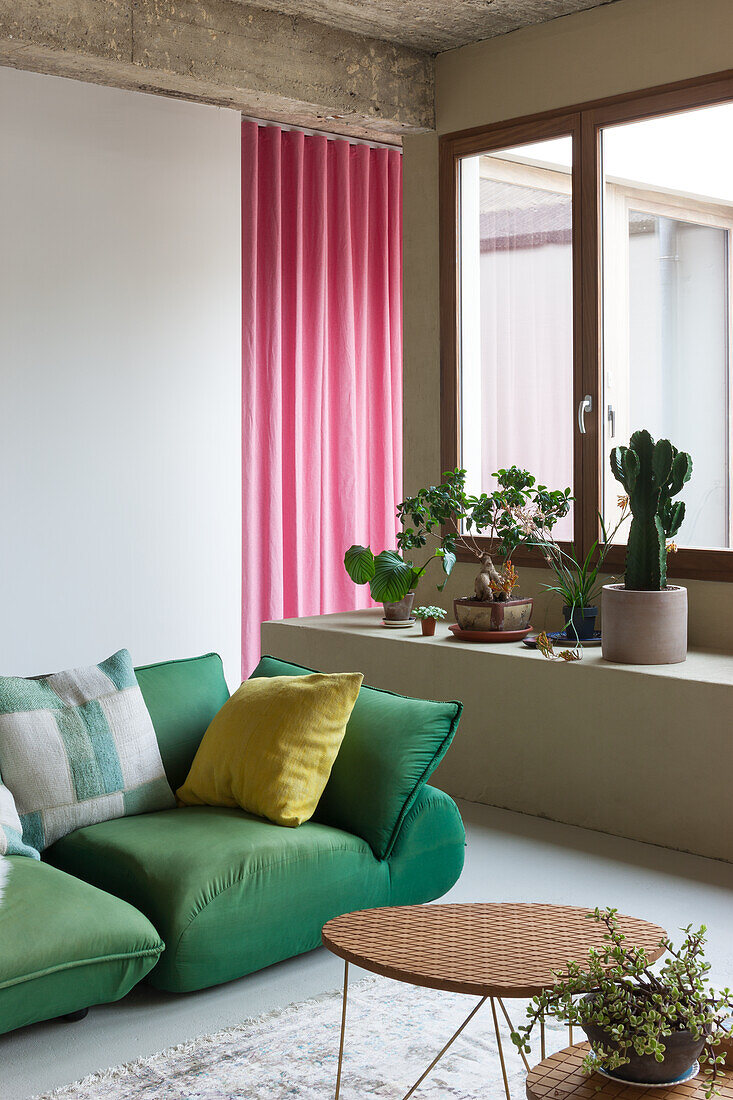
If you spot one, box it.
[603,429,692,664]
[512,908,733,1097]
[413,605,447,637]
[344,469,466,621]
[343,546,422,621]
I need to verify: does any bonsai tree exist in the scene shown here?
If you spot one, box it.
[344,467,571,605]
[398,466,571,603]
[610,429,692,590]
[512,908,733,1098]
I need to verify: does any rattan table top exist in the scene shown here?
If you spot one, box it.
[322,903,666,998]
[526,1044,733,1099]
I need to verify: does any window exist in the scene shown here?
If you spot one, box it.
[441,74,733,578]
[602,106,733,550]
[459,138,574,540]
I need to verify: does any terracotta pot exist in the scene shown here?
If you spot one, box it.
[382,592,415,621]
[454,596,533,633]
[421,617,437,637]
[601,584,687,664]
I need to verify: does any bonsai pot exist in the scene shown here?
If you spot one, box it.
[563,604,598,641]
[420,617,437,637]
[382,592,415,622]
[581,1017,705,1085]
[454,596,533,633]
[601,584,687,665]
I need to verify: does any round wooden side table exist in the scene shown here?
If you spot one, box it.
[526,1043,733,1099]
[322,902,667,1100]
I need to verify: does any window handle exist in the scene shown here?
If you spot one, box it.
[607,403,616,439]
[577,394,593,435]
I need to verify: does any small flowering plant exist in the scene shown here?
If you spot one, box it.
[512,908,733,1098]
[413,606,447,621]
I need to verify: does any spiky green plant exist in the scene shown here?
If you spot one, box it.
[610,430,692,591]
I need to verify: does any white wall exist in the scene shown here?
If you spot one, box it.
[0,68,242,684]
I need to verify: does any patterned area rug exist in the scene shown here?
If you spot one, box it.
[35,977,570,1099]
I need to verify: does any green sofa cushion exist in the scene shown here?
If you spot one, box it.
[0,856,162,1035]
[251,656,463,860]
[47,806,392,993]
[135,653,230,792]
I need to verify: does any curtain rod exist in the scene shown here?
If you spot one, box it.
[240,115,402,153]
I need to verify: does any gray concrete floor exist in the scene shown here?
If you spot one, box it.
[3,799,733,1099]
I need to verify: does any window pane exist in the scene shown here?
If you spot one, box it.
[459,137,574,540]
[601,105,733,549]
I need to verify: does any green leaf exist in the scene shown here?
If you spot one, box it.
[670,451,693,495]
[369,550,415,603]
[666,500,686,538]
[610,447,627,486]
[652,438,674,486]
[344,545,375,585]
[440,549,457,576]
[622,447,640,490]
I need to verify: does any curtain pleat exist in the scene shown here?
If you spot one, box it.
[241,122,403,678]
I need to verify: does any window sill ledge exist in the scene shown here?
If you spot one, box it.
[264,609,733,687]
[261,609,733,863]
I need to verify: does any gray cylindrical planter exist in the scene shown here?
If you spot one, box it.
[382,592,415,621]
[601,584,688,664]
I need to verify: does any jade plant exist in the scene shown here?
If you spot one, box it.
[512,908,733,1098]
[413,606,447,621]
[610,429,692,590]
[344,467,571,606]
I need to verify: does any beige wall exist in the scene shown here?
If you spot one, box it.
[402,0,733,648]
[263,612,733,862]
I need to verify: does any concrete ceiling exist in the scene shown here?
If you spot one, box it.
[243,0,621,53]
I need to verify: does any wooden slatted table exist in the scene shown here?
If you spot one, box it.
[526,1043,733,1099]
[322,903,667,1100]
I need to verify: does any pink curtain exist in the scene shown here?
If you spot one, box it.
[241,121,403,679]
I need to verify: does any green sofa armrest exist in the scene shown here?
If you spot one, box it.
[251,656,463,860]
[388,785,465,906]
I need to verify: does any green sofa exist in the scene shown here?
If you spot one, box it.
[0,652,465,1034]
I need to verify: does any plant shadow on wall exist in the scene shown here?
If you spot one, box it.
[344,467,572,629]
[512,908,733,1097]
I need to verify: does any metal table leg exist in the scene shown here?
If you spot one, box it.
[334,961,349,1100]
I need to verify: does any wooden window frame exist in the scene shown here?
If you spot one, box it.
[439,68,733,581]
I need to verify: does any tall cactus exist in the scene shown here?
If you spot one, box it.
[610,429,692,590]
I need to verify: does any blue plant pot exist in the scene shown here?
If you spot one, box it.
[563,604,598,641]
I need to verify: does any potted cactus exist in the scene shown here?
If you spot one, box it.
[603,429,692,665]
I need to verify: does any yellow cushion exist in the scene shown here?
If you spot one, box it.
[176,672,363,827]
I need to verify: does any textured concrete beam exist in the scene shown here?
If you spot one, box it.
[0,0,434,142]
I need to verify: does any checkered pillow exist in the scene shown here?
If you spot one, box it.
[0,778,39,858]
[0,649,175,851]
